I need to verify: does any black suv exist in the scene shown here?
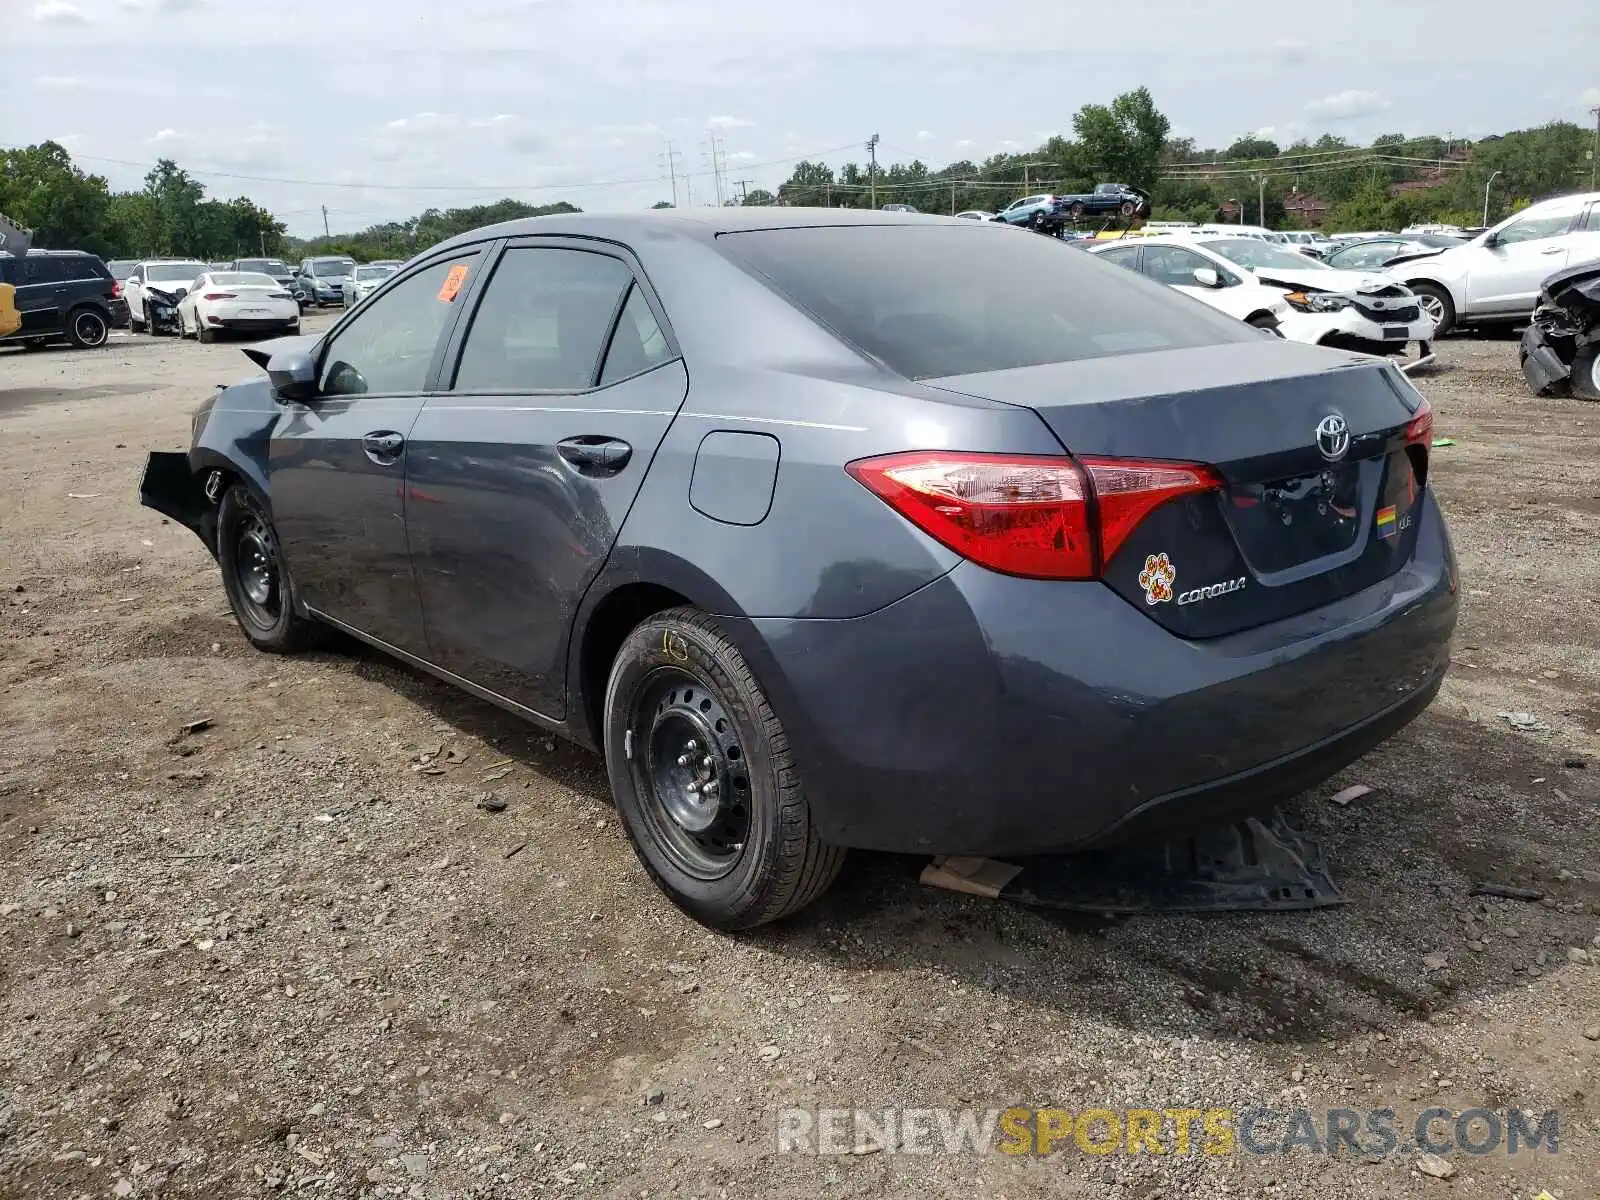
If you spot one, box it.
[0,250,128,349]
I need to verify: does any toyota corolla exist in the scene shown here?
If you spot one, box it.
[139,209,1458,929]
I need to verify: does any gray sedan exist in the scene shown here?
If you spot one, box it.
[138,209,1457,928]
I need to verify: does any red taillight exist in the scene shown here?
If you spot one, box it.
[1080,457,1222,564]
[845,451,1220,580]
[203,292,236,301]
[111,280,123,299]
[1404,396,1432,445]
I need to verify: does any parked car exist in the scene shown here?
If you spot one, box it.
[369,259,405,269]
[0,249,126,349]
[341,263,397,307]
[0,281,19,338]
[230,257,298,291]
[1385,192,1600,334]
[1089,238,1292,333]
[1520,259,1600,399]
[176,270,300,342]
[1323,234,1466,273]
[1055,182,1151,219]
[295,256,358,307]
[1190,235,1436,366]
[880,203,918,213]
[105,259,138,282]
[139,209,1457,928]
[954,210,993,221]
[125,260,210,333]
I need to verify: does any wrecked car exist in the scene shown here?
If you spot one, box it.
[1521,260,1600,400]
[138,209,1458,930]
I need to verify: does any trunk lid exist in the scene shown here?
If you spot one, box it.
[928,340,1429,638]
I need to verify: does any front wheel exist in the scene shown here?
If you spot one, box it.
[1410,283,1455,337]
[1247,312,1283,337]
[603,608,845,930]
[1119,200,1136,217]
[216,484,324,653]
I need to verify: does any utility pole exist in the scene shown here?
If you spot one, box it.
[1256,174,1267,228]
[658,141,682,207]
[734,179,751,204]
[1590,106,1599,191]
[1022,161,1051,193]
[866,133,880,208]
[321,205,330,239]
[1483,169,1503,228]
[702,132,728,206]
[259,229,266,256]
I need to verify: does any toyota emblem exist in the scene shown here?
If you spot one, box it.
[1316,413,1351,462]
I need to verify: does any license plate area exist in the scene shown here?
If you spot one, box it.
[1224,461,1365,573]
[1382,325,1408,340]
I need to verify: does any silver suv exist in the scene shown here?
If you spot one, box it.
[1392,192,1600,334]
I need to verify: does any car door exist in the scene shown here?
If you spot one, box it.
[267,249,482,653]
[1142,244,1245,313]
[1462,203,1584,315]
[124,265,146,323]
[13,255,65,335]
[405,240,687,718]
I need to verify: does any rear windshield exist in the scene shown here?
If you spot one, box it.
[716,225,1250,379]
[312,259,355,276]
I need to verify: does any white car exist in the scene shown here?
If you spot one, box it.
[1386,191,1600,334]
[1089,238,1292,332]
[954,210,993,221]
[341,263,397,307]
[176,271,300,343]
[124,260,210,332]
[1091,235,1436,370]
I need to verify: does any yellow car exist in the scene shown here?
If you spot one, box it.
[0,282,19,339]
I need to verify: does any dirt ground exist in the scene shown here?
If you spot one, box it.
[1,320,1597,1200]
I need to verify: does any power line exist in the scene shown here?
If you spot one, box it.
[69,143,861,196]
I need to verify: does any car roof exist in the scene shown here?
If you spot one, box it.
[430,206,979,254]
[23,248,97,257]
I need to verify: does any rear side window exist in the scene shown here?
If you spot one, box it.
[454,247,634,392]
[599,285,672,385]
[20,257,64,284]
[717,226,1251,380]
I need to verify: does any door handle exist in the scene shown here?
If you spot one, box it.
[557,436,632,475]
[363,430,405,463]
[1539,246,1564,254]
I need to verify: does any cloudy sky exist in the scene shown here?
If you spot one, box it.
[6,0,1599,237]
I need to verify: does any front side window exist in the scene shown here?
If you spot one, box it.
[453,247,634,392]
[319,254,477,397]
[1144,245,1226,287]
[1495,210,1578,246]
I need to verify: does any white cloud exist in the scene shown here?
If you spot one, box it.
[35,75,82,89]
[33,0,87,23]
[1304,89,1391,122]
[1580,87,1600,109]
[121,0,207,10]
[953,138,974,149]
[916,130,935,141]
[707,115,754,129]
[1251,126,1276,139]
[727,150,758,163]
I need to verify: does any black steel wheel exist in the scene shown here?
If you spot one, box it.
[65,307,109,348]
[603,607,845,930]
[215,484,323,653]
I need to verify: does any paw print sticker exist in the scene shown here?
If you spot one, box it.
[1138,553,1175,605]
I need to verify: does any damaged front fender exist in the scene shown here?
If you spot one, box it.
[1522,260,1600,400]
[140,451,221,555]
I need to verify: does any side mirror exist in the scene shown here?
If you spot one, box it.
[1192,267,1222,289]
[266,349,318,404]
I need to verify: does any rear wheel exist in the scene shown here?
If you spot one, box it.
[603,608,845,930]
[1069,201,1086,219]
[1119,200,1136,217]
[198,320,216,344]
[65,307,108,348]
[216,484,323,653]
[1410,282,1455,336]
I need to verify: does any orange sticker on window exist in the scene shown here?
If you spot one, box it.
[437,263,469,302]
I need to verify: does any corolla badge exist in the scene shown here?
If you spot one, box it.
[1138,553,1176,605]
[1316,413,1351,462]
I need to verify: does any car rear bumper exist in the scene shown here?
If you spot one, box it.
[731,492,1457,855]
[108,299,130,327]
[212,317,300,331]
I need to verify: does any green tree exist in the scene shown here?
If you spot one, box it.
[1072,86,1170,187]
[0,142,112,253]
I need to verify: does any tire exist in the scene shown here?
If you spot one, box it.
[1119,200,1136,217]
[1246,312,1283,336]
[1029,211,1046,230]
[1069,201,1086,219]
[1573,349,1600,402]
[1410,282,1455,337]
[603,607,845,930]
[215,484,324,653]
[65,307,109,348]
[198,321,216,344]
